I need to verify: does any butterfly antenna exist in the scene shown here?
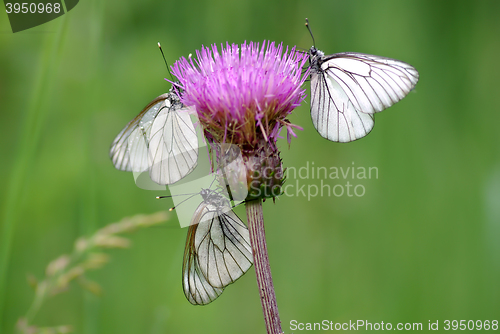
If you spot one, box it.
[305,18,316,47]
[158,42,175,82]
[156,192,200,211]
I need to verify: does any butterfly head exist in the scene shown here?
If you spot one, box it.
[308,46,324,69]
[200,188,230,208]
[200,188,212,201]
[164,87,185,111]
[200,188,221,202]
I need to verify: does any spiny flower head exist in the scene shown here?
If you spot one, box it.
[171,41,308,200]
[171,41,308,146]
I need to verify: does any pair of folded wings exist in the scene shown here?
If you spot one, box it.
[109,92,198,185]
[183,193,253,305]
[310,51,419,142]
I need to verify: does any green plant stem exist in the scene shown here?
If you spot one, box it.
[245,199,283,334]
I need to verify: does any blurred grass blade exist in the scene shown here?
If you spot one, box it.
[0,17,68,332]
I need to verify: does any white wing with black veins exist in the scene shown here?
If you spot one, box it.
[310,52,419,142]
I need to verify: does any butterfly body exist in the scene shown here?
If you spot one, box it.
[307,46,325,70]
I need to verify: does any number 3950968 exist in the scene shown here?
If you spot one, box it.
[443,320,498,330]
[5,3,61,14]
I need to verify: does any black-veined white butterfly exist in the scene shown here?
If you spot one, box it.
[109,87,198,184]
[306,19,419,142]
[180,188,253,305]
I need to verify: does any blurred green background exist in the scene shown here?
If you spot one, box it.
[1,0,499,333]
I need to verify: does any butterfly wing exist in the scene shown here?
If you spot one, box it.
[310,52,419,142]
[110,94,169,172]
[311,68,375,142]
[182,197,253,305]
[148,96,198,185]
[195,206,253,288]
[110,92,199,184]
[183,223,224,305]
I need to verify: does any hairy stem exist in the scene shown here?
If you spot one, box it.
[246,199,283,334]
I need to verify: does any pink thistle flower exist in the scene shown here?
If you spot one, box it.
[171,41,308,146]
[171,41,309,200]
